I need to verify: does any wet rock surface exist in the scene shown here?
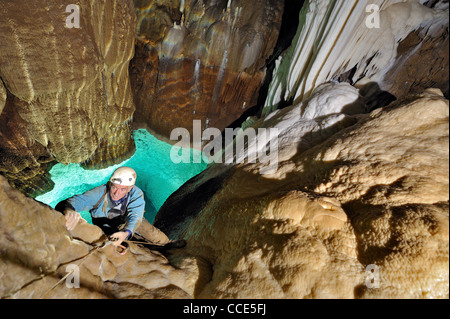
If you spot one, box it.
[157,90,449,298]
[0,0,137,196]
[0,175,194,299]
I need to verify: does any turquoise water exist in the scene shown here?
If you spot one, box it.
[35,129,208,223]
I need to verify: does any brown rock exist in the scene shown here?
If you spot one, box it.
[0,175,195,299]
[0,0,137,195]
[131,44,266,138]
[382,25,449,99]
[156,90,449,298]
[130,0,284,139]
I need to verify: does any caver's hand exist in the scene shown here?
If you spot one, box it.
[109,231,129,247]
[64,209,86,231]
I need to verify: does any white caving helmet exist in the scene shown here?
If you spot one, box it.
[110,167,136,186]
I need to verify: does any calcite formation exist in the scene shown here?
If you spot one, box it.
[130,0,284,139]
[263,0,449,115]
[0,0,448,300]
[1,87,447,299]
[156,89,449,298]
[0,175,193,298]
[0,81,5,115]
[0,0,137,195]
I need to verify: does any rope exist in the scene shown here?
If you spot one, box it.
[124,239,166,246]
[39,239,111,299]
[127,231,172,247]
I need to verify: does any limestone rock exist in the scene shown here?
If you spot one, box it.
[0,175,195,299]
[263,0,449,115]
[130,0,284,139]
[1,0,448,300]
[156,89,449,298]
[0,0,137,195]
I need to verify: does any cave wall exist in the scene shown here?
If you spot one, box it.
[0,0,137,196]
[263,0,449,115]
[0,175,194,299]
[155,88,449,299]
[1,0,447,197]
[130,0,284,139]
[0,0,448,300]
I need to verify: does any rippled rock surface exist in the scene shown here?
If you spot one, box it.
[130,0,284,139]
[0,0,137,195]
[263,0,449,115]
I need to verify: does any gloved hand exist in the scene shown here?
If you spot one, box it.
[109,231,129,247]
[64,209,86,231]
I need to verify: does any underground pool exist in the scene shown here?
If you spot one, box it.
[35,128,208,223]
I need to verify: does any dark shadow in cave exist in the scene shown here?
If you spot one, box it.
[334,58,398,113]
[356,81,398,113]
[154,163,234,238]
[225,0,306,133]
[208,0,305,155]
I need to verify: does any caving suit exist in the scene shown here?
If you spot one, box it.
[57,183,145,236]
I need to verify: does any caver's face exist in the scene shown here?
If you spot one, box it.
[110,183,132,201]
